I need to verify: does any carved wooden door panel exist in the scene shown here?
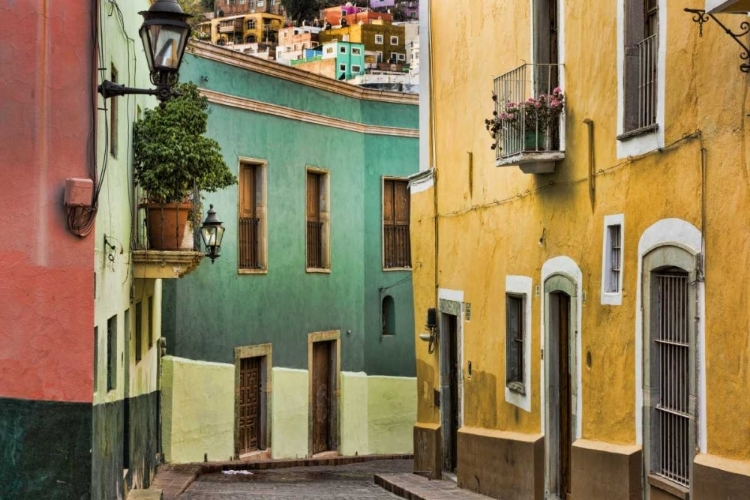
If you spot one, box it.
[312,341,332,454]
[239,357,261,454]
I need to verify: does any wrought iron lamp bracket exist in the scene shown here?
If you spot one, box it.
[98,80,179,106]
[685,8,750,72]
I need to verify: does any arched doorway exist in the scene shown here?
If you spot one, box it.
[544,273,578,500]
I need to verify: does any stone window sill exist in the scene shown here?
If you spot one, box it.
[648,474,690,499]
[507,381,526,395]
[617,124,659,141]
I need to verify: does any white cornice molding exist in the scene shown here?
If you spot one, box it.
[188,41,419,106]
[201,88,419,138]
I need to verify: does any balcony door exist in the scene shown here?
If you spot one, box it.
[534,0,560,149]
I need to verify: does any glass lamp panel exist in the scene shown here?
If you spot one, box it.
[200,226,214,247]
[214,226,225,247]
[139,25,155,72]
[152,25,184,70]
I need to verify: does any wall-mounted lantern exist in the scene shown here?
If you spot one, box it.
[200,205,225,263]
[419,307,438,354]
[99,0,192,103]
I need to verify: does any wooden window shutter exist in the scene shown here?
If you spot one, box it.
[307,172,320,222]
[394,180,409,225]
[240,164,257,218]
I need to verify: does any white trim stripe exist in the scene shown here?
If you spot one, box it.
[201,88,419,138]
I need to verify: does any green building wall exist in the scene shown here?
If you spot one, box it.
[160,46,417,460]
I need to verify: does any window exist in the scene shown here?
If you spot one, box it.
[375,34,384,44]
[505,295,525,394]
[147,296,153,348]
[257,0,264,6]
[382,295,396,336]
[306,169,330,271]
[396,53,405,61]
[352,47,361,55]
[109,65,118,158]
[339,64,347,72]
[622,0,658,134]
[606,225,622,293]
[247,19,256,30]
[135,302,143,363]
[325,46,334,54]
[601,214,624,305]
[643,246,698,492]
[390,35,399,45]
[239,161,267,272]
[339,45,347,54]
[382,179,411,269]
[107,315,117,392]
[352,65,362,73]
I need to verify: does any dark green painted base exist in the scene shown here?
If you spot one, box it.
[92,399,123,500]
[128,391,160,490]
[0,397,92,500]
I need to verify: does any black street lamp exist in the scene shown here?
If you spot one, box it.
[200,205,225,263]
[98,0,192,103]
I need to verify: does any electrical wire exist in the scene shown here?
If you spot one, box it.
[417,130,702,223]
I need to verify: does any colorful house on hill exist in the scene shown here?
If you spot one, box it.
[292,41,367,81]
[159,41,419,462]
[412,0,750,499]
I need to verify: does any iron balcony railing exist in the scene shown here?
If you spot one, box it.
[238,217,261,269]
[493,63,564,161]
[384,224,411,268]
[638,34,658,130]
[306,221,324,269]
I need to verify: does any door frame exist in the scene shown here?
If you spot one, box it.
[540,256,582,500]
[543,276,577,500]
[307,330,340,456]
[437,289,464,474]
[234,343,273,458]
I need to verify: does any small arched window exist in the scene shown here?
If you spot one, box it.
[382,295,395,336]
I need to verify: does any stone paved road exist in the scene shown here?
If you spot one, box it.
[180,459,412,500]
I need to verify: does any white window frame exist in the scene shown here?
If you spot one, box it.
[601,214,624,305]
[352,47,362,55]
[339,63,347,72]
[238,158,269,275]
[390,35,399,45]
[376,50,383,62]
[352,64,361,73]
[375,34,384,44]
[396,52,405,61]
[305,166,331,273]
[616,0,666,158]
[504,275,532,412]
[339,45,347,54]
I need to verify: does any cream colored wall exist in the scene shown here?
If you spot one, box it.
[340,371,369,456]
[271,367,309,459]
[161,356,234,463]
[367,376,417,454]
[416,0,750,460]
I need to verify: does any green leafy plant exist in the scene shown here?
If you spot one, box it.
[134,82,237,203]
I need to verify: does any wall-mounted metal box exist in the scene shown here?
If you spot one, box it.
[64,178,93,207]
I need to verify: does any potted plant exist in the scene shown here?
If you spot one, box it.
[485,87,565,152]
[134,82,236,250]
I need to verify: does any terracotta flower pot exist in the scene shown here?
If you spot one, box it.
[141,203,193,251]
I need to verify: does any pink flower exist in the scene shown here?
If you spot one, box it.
[534,101,542,109]
[527,98,535,104]
[553,87,562,95]
[550,100,560,107]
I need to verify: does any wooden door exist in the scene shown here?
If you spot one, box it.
[312,341,332,454]
[557,293,572,500]
[448,314,459,472]
[238,357,262,454]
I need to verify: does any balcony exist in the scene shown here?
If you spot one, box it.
[132,204,205,279]
[219,19,244,33]
[492,64,565,174]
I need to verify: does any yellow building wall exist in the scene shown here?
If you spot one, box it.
[416,0,750,461]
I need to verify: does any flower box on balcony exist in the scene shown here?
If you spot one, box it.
[487,64,566,174]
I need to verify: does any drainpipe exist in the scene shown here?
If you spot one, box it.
[583,118,595,208]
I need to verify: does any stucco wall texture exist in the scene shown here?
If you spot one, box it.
[0,0,95,405]
[414,0,750,465]
[162,357,235,463]
[161,360,415,462]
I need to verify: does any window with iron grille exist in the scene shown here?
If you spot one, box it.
[107,315,117,392]
[652,271,692,488]
[147,296,153,348]
[622,0,658,134]
[505,294,525,394]
[382,179,411,269]
[239,162,267,272]
[306,170,329,270]
[135,302,143,363]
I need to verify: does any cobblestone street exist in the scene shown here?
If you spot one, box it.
[179,459,412,499]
